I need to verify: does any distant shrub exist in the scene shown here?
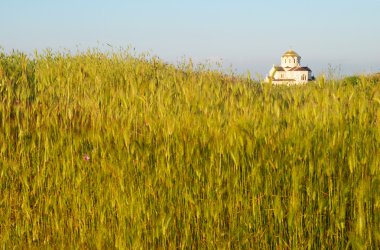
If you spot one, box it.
[369,72,380,82]
[343,75,360,85]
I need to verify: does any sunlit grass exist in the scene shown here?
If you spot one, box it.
[0,49,379,249]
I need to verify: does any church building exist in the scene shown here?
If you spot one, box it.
[265,50,314,84]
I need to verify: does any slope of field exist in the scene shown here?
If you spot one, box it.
[0,50,379,249]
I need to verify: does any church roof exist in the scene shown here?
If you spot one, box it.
[273,66,285,71]
[282,50,300,58]
[289,66,312,72]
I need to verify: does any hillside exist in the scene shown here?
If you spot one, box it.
[0,50,379,249]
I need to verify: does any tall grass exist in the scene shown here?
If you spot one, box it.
[0,49,379,249]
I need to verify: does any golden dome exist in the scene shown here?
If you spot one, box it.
[282,50,300,57]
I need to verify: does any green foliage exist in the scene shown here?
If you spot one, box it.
[0,50,379,249]
[343,76,361,86]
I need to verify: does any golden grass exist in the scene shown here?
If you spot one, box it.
[0,49,379,249]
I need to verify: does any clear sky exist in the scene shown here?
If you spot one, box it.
[1,0,379,76]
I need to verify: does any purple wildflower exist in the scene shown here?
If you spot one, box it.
[83,154,90,161]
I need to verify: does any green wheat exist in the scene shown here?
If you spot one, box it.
[0,48,379,249]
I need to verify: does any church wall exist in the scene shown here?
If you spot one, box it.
[274,71,286,79]
[281,56,300,68]
[273,70,310,83]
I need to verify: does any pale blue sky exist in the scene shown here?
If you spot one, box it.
[1,0,379,76]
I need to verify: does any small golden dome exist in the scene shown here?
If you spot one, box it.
[282,50,300,57]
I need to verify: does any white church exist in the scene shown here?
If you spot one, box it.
[265,50,314,84]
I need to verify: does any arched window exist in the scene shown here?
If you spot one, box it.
[294,58,296,63]
[285,59,287,63]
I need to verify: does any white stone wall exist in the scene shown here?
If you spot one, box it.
[273,70,310,83]
[291,71,308,83]
[274,71,285,79]
[281,56,301,68]
[269,67,276,77]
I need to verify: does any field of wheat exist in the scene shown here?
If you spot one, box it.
[0,49,379,249]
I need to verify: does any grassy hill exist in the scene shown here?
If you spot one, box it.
[0,49,379,249]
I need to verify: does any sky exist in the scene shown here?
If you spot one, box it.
[1,0,379,77]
